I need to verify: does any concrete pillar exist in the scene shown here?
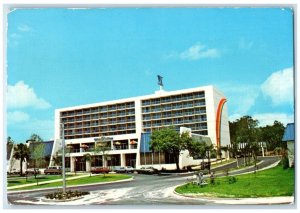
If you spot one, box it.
[86,160,91,172]
[121,154,126,166]
[70,157,75,172]
[103,156,107,167]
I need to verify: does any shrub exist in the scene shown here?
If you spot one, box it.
[227,176,237,184]
[45,190,90,200]
[282,157,289,170]
[223,169,229,176]
[210,173,215,185]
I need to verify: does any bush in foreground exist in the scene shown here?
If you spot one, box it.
[45,190,90,200]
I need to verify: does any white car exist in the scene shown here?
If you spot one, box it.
[113,166,135,173]
[124,166,134,173]
[7,168,20,175]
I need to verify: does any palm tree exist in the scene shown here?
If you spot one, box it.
[13,143,30,176]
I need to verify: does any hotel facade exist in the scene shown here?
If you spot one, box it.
[50,85,230,171]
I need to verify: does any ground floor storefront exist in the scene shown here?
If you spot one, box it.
[67,152,177,172]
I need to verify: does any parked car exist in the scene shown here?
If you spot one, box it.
[124,166,135,173]
[7,168,20,175]
[112,166,126,173]
[44,166,62,175]
[136,166,159,174]
[26,168,40,175]
[91,167,111,174]
[112,166,135,173]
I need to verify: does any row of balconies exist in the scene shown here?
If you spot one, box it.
[64,119,136,129]
[143,120,208,128]
[61,103,135,117]
[141,93,205,106]
[142,110,206,120]
[143,124,208,132]
[142,102,205,113]
[62,113,135,123]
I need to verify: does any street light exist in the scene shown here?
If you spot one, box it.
[26,139,38,185]
[61,123,66,194]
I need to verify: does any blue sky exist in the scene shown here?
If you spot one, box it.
[6,8,294,142]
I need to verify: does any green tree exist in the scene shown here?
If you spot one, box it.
[29,134,44,142]
[30,143,46,179]
[53,152,61,166]
[229,116,261,166]
[186,137,213,170]
[260,121,285,151]
[13,143,30,176]
[150,127,187,171]
[94,137,111,176]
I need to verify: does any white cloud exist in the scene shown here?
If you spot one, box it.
[164,43,220,61]
[7,111,30,124]
[252,113,294,127]
[180,43,220,60]
[7,81,51,109]
[261,67,294,105]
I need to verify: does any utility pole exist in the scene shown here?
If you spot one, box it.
[61,123,66,194]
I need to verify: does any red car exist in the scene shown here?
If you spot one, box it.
[91,167,111,174]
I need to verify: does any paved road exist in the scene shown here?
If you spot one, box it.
[6,156,280,206]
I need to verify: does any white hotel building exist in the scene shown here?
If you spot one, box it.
[50,85,230,171]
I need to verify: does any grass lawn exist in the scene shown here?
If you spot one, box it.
[8,174,131,191]
[175,166,294,198]
[7,175,80,187]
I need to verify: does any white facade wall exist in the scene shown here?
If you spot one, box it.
[212,87,231,147]
[287,141,294,167]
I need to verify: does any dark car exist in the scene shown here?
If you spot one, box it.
[44,166,62,175]
[91,167,111,174]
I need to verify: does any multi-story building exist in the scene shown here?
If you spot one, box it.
[50,85,230,171]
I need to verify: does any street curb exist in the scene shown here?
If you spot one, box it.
[172,185,294,205]
[7,176,134,194]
